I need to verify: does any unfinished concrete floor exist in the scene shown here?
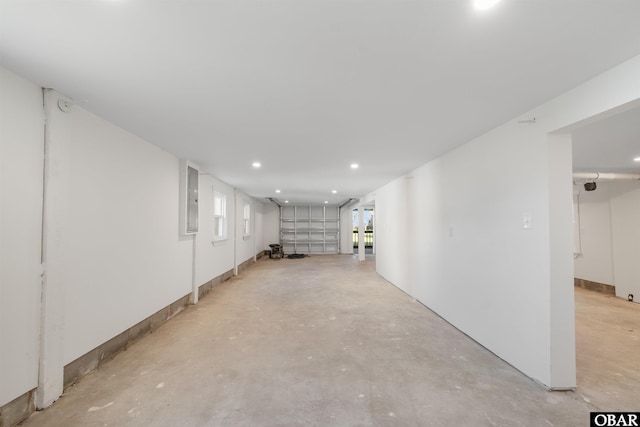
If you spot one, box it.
[574,286,639,411]
[20,255,639,426]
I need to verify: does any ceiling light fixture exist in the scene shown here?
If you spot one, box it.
[473,0,501,11]
[275,189,281,193]
[324,201,329,204]
[634,157,640,162]
[332,190,337,194]
[252,162,261,168]
[284,200,289,203]
[350,163,359,170]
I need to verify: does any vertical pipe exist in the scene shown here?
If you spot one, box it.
[233,188,238,275]
[37,89,67,408]
[253,200,257,262]
[191,235,198,304]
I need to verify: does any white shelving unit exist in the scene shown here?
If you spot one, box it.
[280,205,340,254]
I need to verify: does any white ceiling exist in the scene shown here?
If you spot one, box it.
[2,0,640,204]
[572,106,640,174]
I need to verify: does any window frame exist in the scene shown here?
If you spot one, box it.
[242,200,251,239]
[212,188,227,242]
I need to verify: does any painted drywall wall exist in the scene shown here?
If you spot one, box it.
[235,191,256,264]
[195,177,267,283]
[195,174,236,286]
[1,78,270,408]
[375,126,557,384]
[262,203,280,251]
[0,68,43,406]
[40,93,194,365]
[573,180,640,301]
[373,54,640,389]
[573,183,615,285]
[610,181,640,301]
[254,200,265,255]
[254,202,265,252]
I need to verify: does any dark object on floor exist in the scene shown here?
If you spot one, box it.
[269,244,284,259]
[287,253,306,259]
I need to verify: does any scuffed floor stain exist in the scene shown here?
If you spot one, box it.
[88,402,113,412]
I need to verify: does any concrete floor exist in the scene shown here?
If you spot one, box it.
[574,286,639,411]
[20,255,639,427]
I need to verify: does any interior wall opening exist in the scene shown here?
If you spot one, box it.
[569,104,640,409]
[352,207,375,255]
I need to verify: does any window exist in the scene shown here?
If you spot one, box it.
[213,189,227,241]
[243,201,251,238]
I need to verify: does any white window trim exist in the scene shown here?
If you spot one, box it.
[212,188,228,243]
[242,200,251,239]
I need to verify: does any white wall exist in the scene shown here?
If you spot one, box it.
[0,68,43,406]
[375,127,558,385]
[373,54,640,389]
[262,203,280,250]
[573,183,615,285]
[573,180,640,302]
[1,69,269,409]
[254,200,264,255]
[41,91,194,365]
[235,190,256,265]
[610,182,640,301]
[45,93,269,366]
[195,174,236,286]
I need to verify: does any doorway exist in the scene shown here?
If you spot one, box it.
[570,104,640,409]
[352,207,374,255]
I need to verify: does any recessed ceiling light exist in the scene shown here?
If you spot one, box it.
[275,189,281,193]
[634,157,640,162]
[332,190,337,194]
[324,201,328,204]
[284,200,289,203]
[350,163,359,169]
[473,0,501,11]
[252,162,261,168]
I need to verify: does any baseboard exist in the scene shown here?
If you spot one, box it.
[574,278,616,295]
[0,389,35,427]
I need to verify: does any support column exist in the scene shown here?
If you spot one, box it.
[37,90,70,408]
[233,189,238,275]
[191,235,198,304]
[371,208,376,255]
[548,133,576,389]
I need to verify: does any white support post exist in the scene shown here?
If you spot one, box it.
[548,133,576,389]
[37,89,68,408]
[233,188,238,275]
[358,207,365,262]
[191,235,198,304]
[372,208,376,255]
